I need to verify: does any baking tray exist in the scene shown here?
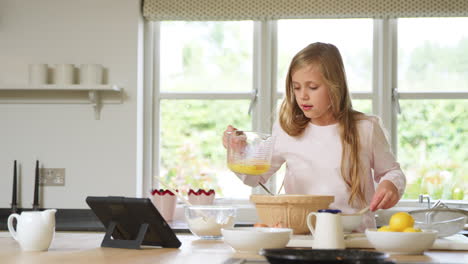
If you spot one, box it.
[260,248,394,264]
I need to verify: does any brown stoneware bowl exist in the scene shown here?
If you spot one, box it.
[250,194,334,234]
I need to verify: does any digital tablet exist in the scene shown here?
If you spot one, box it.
[86,196,181,249]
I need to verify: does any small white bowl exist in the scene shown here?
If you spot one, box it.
[365,228,438,255]
[222,227,292,253]
[342,214,362,233]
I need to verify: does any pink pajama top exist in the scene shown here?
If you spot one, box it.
[237,115,406,231]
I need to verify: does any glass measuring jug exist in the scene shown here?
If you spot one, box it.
[227,131,274,176]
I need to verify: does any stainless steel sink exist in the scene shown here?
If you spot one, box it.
[409,208,468,237]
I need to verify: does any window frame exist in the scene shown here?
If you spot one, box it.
[141,18,468,210]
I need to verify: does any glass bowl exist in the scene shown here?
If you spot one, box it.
[184,205,236,240]
[227,131,274,176]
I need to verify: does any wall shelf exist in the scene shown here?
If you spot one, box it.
[0,84,123,120]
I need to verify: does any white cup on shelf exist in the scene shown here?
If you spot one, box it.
[79,64,103,85]
[28,64,48,85]
[53,64,74,85]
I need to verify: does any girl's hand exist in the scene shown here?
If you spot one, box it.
[222,125,238,149]
[369,180,399,211]
[222,125,247,151]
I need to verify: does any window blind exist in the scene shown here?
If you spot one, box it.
[143,0,468,21]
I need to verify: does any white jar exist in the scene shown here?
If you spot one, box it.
[53,64,74,85]
[79,64,103,85]
[28,64,48,85]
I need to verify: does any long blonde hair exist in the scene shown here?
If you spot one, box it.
[279,42,366,207]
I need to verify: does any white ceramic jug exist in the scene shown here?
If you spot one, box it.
[307,209,345,249]
[7,209,57,251]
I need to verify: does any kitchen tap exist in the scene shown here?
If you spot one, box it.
[431,199,449,209]
[418,194,431,209]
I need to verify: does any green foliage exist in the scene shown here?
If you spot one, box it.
[403,161,465,199]
[398,36,468,200]
[352,100,372,114]
[401,37,468,91]
[169,21,252,92]
[399,101,468,200]
[160,100,251,196]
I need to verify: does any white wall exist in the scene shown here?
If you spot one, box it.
[0,0,143,208]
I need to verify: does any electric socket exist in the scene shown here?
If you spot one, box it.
[39,168,65,186]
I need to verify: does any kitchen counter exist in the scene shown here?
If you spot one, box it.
[1,231,467,264]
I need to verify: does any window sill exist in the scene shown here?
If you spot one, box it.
[397,199,468,209]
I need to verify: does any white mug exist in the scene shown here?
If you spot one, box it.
[28,64,48,85]
[79,64,103,85]
[7,209,57,251]
[307,210,345,249]
[54,64,74,84]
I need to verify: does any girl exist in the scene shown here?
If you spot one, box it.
[223,42,406,230]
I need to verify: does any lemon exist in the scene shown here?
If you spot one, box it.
[377,225,393,232]
[389,212,415,232]
[403,227,422,232]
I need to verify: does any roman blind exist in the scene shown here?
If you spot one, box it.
[143,0,468,21]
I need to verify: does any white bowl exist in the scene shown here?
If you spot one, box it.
[365,228,438,255]
[222,227,292,253]
[342,214,362,233]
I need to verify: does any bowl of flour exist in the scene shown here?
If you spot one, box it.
[185,205,237,240]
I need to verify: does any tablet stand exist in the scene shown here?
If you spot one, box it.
[86,196,181,249]
[101,221,149,249]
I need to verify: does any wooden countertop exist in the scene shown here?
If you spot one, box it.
[1,232,467,264]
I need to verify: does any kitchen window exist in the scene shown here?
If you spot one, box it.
[396,18,468,201]
[147,17,468,204]
[157,21,254,198]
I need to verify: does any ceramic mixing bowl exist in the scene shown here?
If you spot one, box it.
[250,194,334,234]
[342,213,363,233]
[365,228,437,255]
[222,227,292,253]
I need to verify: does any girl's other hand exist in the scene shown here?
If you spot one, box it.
[369,180,399,211]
